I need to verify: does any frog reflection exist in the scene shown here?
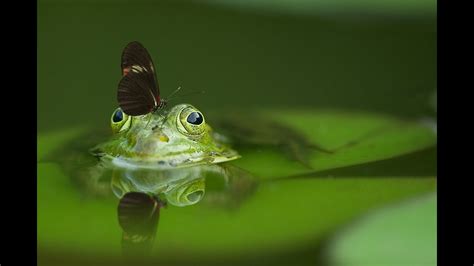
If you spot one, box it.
[111,163,254,207]
[112,167,206,207]
[108,164,256,255]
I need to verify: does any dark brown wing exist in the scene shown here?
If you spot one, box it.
[119,41,160,115]
[118,71,159,115]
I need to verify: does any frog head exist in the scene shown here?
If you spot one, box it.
[92,104,239,169]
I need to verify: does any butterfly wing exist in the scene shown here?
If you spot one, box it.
[118,192,162,255]
[118,71,159,115]
[118,41,160,115]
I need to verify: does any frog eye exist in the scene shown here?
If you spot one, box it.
[112,109,123,123]
[111,108,132,133]
[186,112,203,125]
[178,107,206,136]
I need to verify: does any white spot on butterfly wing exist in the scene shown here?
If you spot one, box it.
[131,65,149,73]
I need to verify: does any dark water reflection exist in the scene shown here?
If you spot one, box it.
[76,162,257,256]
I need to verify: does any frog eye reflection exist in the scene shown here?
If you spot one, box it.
[187,112,203,125]
[164,178,205,207]
[111,108,131,133]
[187,190,204,203]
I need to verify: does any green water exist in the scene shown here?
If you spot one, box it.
[38,1,436,265]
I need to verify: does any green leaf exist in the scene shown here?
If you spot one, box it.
[325,192,436,266]
[230,109,436,179]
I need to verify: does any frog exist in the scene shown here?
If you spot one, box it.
[90,103,240,170]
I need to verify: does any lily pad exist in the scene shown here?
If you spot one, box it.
[214,109,436,179]
[325,192,436,266]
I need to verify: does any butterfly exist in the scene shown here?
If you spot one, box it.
[117,41,167,116]
[117,192,165,255]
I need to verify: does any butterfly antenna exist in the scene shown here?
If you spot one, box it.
[167,90,206,102]
[165,86,182,100]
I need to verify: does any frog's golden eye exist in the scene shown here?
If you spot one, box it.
[178,107,206,136]
[111,108,131,133]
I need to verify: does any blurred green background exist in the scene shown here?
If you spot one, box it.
[38,0,436,265]
[38,0,436,133]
